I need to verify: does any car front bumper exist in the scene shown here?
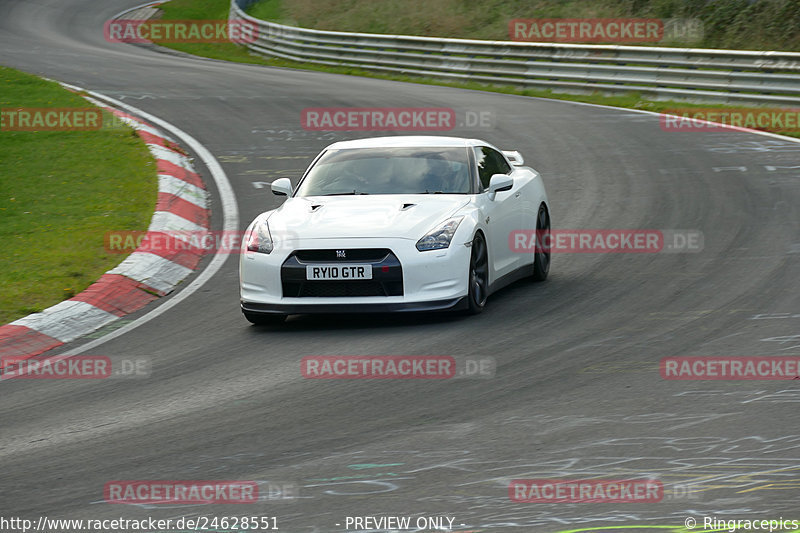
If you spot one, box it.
[239,237,470,315]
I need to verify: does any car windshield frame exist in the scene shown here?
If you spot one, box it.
[293,146,476,197]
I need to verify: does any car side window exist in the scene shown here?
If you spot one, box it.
[474,147,511,190]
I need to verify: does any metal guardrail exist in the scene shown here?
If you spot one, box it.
[230,0,800,105]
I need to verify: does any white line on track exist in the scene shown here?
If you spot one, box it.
[514,92,800,145]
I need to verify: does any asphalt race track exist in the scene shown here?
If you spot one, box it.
[1,0,799,531]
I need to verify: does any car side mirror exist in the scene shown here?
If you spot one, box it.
[487,174,513,200]
[271,177,293,197]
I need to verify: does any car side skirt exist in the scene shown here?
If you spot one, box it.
[488,263,532,296]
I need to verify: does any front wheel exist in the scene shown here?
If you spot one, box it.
[532,204,550,282]
[467,233,489,314]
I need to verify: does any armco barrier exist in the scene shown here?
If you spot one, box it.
[230,0,800,105]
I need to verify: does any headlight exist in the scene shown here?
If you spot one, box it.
[246,218,274,254]
[416,216,464,251]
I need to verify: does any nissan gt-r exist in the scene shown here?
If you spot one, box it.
[239,136,550,324]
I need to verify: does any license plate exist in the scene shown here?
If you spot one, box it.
[306,264,373,280]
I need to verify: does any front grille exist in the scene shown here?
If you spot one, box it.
[293,248,391,263]
[281,249,403,298]
[283,280,403,298]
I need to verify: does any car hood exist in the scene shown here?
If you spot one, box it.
[266,195,471,241]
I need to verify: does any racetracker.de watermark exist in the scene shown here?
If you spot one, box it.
[105,230,302,255]
[509,18,703,43]
[509,479,663,502]
[660,108,800,133]
[1,108,139,132]
[301,108,458,131]
[660,357,800,380]
[0,356,151,380]
[301,356,496,379]
[104,19,258,43]
[104,481,259,504]
[105,230,246,255]
[1,108,101,131]
[511,18,662,42]
[509,229,703,254]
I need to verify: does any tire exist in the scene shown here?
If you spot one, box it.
[532,204,550,282]
[243,311,286,325]
[467,233,489,314]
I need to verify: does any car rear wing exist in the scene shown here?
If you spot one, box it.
[502,150,524,166]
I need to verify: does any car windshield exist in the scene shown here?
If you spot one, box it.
[294,146,473,196]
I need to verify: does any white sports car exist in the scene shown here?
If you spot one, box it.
[239,136,550,324]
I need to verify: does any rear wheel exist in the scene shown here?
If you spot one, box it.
[532,204,550,282]
[467,233,489,314]
[243,311,286,325]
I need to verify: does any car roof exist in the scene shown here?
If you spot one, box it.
[324,136,489,150]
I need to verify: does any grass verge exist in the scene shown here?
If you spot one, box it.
[155,0,273,64]
[247,0,800,51]
[0,66,157,324]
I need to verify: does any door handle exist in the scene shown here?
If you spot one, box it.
[515,192,521,198]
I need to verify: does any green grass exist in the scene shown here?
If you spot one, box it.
[155,0,274,64]
[246,0,282,21]
[0,67,157,324]
[247,0,800,51]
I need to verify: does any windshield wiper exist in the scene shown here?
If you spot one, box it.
[322,190,369,196]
